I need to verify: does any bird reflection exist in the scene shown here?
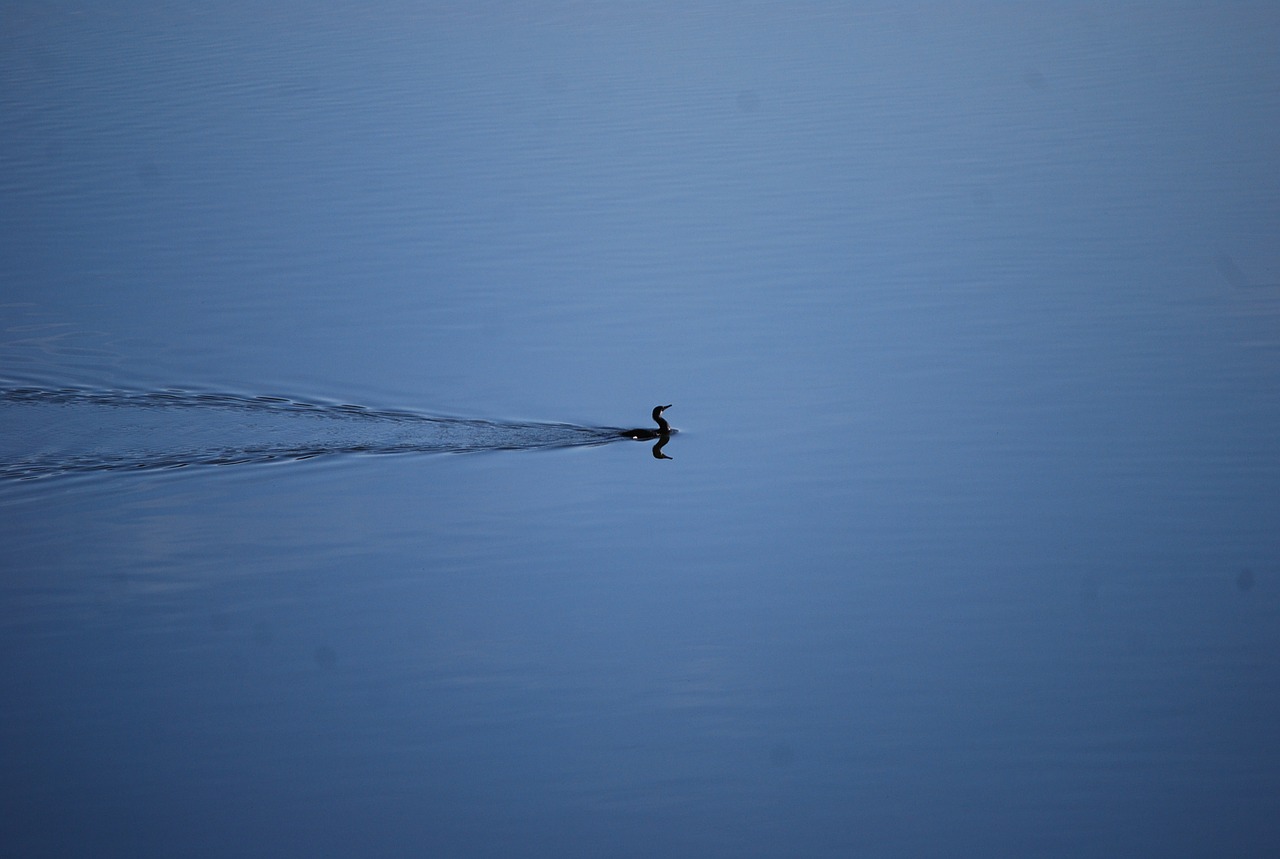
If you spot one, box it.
[651,435,673,460]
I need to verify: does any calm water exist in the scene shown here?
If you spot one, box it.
[3,5,1279,857]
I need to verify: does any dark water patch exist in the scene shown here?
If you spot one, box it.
[0,385,637,481]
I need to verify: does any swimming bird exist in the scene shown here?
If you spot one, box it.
[619,404,674,440]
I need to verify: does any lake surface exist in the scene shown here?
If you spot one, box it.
[3,5,1279,857]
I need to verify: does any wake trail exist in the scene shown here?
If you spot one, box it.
[0,385,625,481]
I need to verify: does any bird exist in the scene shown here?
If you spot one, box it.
[619,404,674,440]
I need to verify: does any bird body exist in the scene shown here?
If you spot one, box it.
[619,404,674,440]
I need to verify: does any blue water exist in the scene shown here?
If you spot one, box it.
[3,5,1279,857]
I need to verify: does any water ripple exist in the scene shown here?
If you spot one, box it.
[0,385,629,481]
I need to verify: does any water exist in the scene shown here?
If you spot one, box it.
[0,385,640,478]
[3,5,1279,857]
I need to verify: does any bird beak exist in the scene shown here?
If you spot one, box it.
[662,404,672,410]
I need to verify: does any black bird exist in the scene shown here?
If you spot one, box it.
[619,404,674,440]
